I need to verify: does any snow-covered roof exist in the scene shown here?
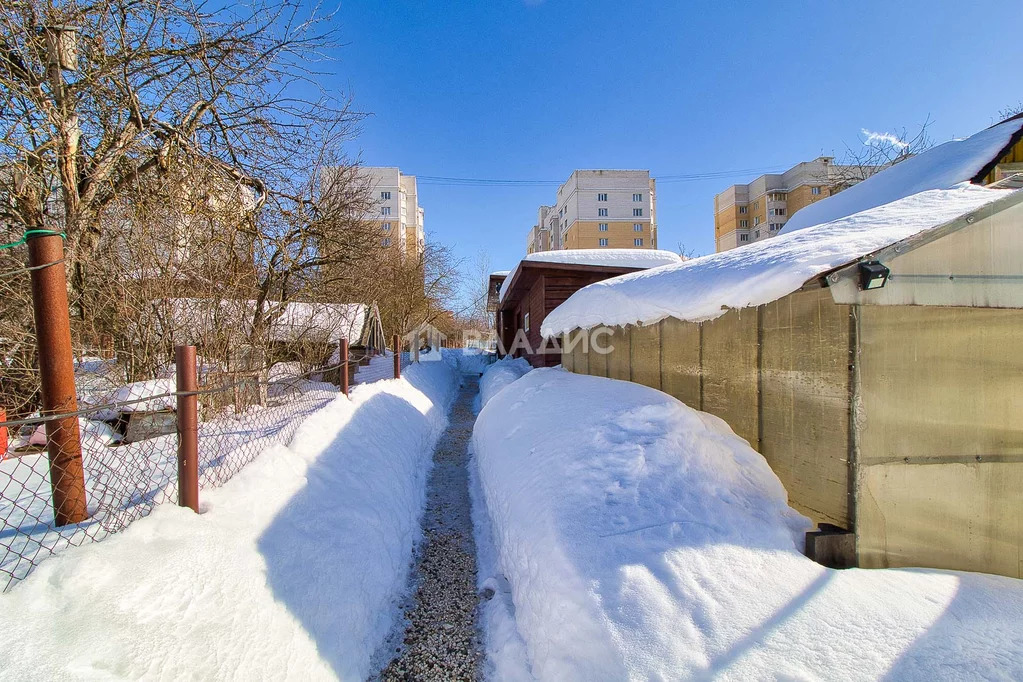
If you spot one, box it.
[499,249,682,302]
[490,270,511,277]
[167,299,369,343]
[541,184,1015,336]
[782,117,1023,234]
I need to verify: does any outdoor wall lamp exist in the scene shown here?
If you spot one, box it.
[858,260,890,290]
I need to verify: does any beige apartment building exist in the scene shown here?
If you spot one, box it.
[358,166,425,258]
[713,157,868,252]
[526,170,657,254]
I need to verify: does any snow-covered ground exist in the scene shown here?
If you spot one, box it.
[1,380,340,588]
[472,367,1023,681]
[0,361,458,681]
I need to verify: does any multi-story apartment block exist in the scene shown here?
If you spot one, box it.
[713,157,870,252]
[525,170,658,254]
[526,205,554,254]
[358,166,425,258]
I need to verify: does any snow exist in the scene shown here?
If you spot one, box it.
[499,249,682,302]
[166,298,368,344]
[782,117,1023,233]
[478,357,532,409]
[542,183,1013,335]
[0,361,458,681]
[442,347,497,375]
[472,368,1023,680]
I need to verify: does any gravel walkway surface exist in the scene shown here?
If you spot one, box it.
[377,375,483,681]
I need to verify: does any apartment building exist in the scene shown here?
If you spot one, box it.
[713,157,869,252]
[526,205,554,254]
[525,170,657,254]
[358,166,425,258]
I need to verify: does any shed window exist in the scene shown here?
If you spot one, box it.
[523,312,530,333]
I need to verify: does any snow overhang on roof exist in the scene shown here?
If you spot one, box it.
[781,116,1023,234]
[540,184,1020,337]
[498,249,682,304]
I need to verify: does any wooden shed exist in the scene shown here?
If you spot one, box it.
[494,250,681,367]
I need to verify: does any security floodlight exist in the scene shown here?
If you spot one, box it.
[859,261,890,291]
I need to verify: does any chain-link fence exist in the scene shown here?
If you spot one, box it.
[0,359,345,591]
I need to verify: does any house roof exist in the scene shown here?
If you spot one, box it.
[541,184,1020,336]
[498,249,682,304]
[780,116,1023,234]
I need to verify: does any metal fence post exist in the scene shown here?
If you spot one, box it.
[393,334,401,379]
[340,338,349,397]
[27,231,89,526]
[0,408,7,460]
[175,345,199,512]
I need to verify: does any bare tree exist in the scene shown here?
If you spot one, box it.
[822,118,934,190]
[997,102,1023,121]
[676,242,700,260]
[374,242,463,340]
[0,0,356,318]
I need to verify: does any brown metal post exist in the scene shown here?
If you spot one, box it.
[175,345,199,512]
[393,334,401,379]
[340,338,349,397]
[27,232,88,526]
[0,408,7,460]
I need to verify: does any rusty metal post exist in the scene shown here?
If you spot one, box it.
[27,231,88,526]
[340,338,349,397]
[393,334,401,380]
[175,345,199,512]
[0,408,7,460]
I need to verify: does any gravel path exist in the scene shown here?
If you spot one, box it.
[378,375,483,681]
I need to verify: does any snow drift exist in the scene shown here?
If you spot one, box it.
[472,369,1023,680]
[478,356,532,409]
[0,361,458,681]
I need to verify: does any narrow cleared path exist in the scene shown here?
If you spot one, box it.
[378,375,482,681]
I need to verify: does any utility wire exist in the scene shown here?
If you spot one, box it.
[415,165,787,187]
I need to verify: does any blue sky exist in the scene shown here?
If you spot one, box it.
[325,0,1022,287]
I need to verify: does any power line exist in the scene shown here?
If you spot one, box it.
[415,165,787,187]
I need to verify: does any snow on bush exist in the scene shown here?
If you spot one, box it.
[0,361,459,681]
[472,368,1023,680]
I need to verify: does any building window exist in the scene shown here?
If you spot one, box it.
[523,312,530,333]
[598,208,608,217]
[768,193,786,202]
[381,191,391,200]
[739,220,748,228]
[382,222,391,232]
[381,206,391,216]
[599,238,609,246]
[382,237,392,246]
[633,193,642,202]
[769,207,787,216]
[754,201,760,210]
[633,223,642,231]
[633,208,643,217]
[597,193,608,201]
[770,223,783,231]
[754,216,760,226]
[739,234,749,242]
[634,238,643,246]
[754,230,760,239]
[599,223,608,231]
[738,205,748,214]
[812,186,822,195]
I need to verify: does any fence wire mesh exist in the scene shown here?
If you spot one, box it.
[0,359,353,591]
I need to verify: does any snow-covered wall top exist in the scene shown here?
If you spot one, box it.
[499,249,681,302]
[168,299,368,343]
[541,184,1013,336]
[781,117,1023,234]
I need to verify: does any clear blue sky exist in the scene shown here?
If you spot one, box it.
[325,0,1022,287]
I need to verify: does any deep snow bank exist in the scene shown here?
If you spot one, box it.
[0,361,458,681]
[478,357,532,409]
[472,369,1023,681]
